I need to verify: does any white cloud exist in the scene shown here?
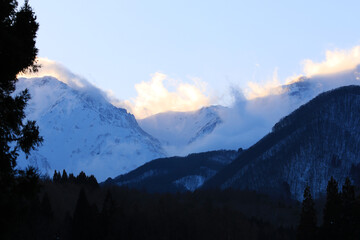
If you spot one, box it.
[168,45,360,155]
[242,46,360,100]
[19,57,134,110]
[19,58,212,119]
[303,46,360,77]
[19,44,360,154]
[124,72,211,119]
[244,68,286,99]
[18,58,92,89]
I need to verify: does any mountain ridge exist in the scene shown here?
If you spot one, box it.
[104,149,241,192]
[138,105,226,148]
[204,85,360,200]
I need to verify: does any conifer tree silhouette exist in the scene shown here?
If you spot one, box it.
[0,2,42,237]
[72,188,92,239]
[0,0,42,188]
[61,169,68,183]
[72,188,99,240]
[341,177,356,239]
[297,185,317,240]
[321,177,342,240]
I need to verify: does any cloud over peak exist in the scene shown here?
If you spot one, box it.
[19,58,211,119]
[303,46,360,77]
[242,45,360,100]
[245,68,286,100]
[18,45,360,121]
[123,72,211,119]
[18,58,91,90]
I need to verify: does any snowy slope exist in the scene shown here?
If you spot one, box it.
[14,66,360,182]
[282,66,360,104]
[137,67,360,155]
[15,77,166,181]
[138,106,226,147]
[204,85,360,200]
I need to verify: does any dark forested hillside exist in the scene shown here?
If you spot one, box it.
[31,176,298,240]
[204,85,360,200]
[9,170,360,239]
[104,150,241,192]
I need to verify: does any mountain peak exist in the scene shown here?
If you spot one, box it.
[138,105,226,149]
[16,76,166,181]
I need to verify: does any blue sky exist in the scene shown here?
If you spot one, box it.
[21,0,360,117]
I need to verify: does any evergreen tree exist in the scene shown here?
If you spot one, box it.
[68,173,76,183]
[72,188,92,239]
[40,192,53,220]
[88,174,99,188]
[16,166,40,199]
[341,177,356,239]
[0,1,42,237]
[11,167,41,239]
[321,176,342,240]
[0,0,42,187]
[101,190,116,238]
[53,170,61,183]
[297,185,317,240]
[76,171,87,184]
[102,190,116,217]
[38,192,54,239]
[353,193,360,238]
[72,188,99,240]
[61,211,73,240]
[61,169,68,183]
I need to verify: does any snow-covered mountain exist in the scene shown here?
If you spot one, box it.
[138,106,226,147]
[137,67,360,155]
[15,66,360,183]
[204,85,360,200]
[15,76,166,181]
[272,67,360,119]
[109,85,360,199]
[281,66,360,104]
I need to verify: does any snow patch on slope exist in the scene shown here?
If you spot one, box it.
[174,175,206,191]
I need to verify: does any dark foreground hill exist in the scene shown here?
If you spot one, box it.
[204,85,360,200]
[104,150,241,192]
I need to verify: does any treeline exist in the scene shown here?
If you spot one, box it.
[52,170,98,187]
[3,170,297,240]
[59,187,294,240]
[297,177,360,240]
[9,169,360,240]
